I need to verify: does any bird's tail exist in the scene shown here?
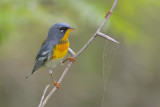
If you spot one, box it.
[25,69,34,79]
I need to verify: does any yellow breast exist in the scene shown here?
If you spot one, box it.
[51,42,69,60]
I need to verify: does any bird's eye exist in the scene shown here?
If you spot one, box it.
[59,26,69,33]
[59,27,68,31]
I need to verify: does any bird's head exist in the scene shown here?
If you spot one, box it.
[48,23,76,43]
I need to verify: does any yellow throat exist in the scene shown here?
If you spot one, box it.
[61,28,76,41]
[51,28,76,60]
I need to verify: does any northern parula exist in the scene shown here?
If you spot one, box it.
[26,23,76,79]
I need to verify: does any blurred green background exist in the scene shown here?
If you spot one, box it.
[0,0,160,107]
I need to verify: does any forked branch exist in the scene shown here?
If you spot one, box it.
[39,0,119,106]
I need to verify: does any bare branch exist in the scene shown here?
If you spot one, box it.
[41,87,57,107]
[76,33,97,57]
[98,0,118,32]
[111,0,118,12]
[97,32,119,43]
[68,48,76,57]
[41,62,73,107]
[38,85,50,107]
[40,0,119,106]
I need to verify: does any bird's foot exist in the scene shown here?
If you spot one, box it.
[62,57,76,63]
[54,81,61,89]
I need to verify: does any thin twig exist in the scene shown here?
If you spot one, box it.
[68,48,76,57]
[40,0,118,106]
[38,85,50,107]
[97,32,119,43]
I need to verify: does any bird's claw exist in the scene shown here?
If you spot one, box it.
[54,81,61,89]
[62,57,76,63]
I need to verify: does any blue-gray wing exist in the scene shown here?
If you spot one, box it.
[26,43,53,79]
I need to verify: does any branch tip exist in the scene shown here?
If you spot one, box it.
[97,32,119,44]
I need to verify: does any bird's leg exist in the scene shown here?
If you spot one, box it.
[62,57,76,63]
[48,69,61,89]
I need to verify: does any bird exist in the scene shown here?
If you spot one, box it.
[26,23,76,88]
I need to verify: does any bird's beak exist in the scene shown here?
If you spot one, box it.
[68,28,77,31]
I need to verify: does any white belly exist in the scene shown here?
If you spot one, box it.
[44,58,63,69]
